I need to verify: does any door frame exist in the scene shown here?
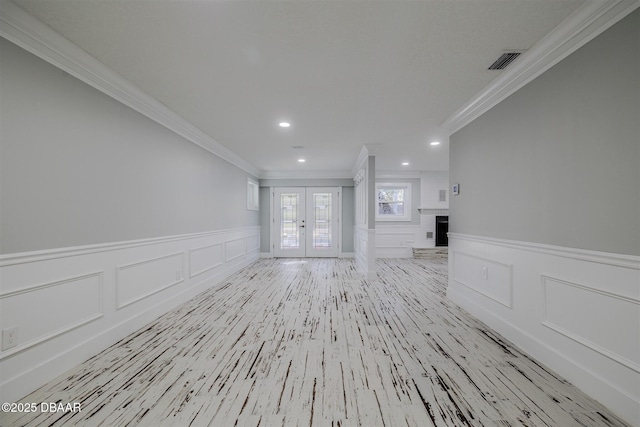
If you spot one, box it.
[270,186,342,258]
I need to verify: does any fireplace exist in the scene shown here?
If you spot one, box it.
[435,216,448,247]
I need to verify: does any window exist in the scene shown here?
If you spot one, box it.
[247,178,259,210]
[376,182,411,221]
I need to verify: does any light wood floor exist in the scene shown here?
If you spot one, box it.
[3,258,629,427]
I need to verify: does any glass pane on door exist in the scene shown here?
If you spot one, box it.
[312,193,332,249]
[280,193,300,249]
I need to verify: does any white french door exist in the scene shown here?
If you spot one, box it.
[273,187,340,257]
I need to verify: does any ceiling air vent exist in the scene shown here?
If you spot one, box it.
[488,51,523,70]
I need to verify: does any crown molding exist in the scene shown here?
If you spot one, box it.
[351,144,382,177]
[0,0,261,178]
[442,0,639,135]
[259,169,353,180]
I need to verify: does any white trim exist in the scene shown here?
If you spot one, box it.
[447,284,640,426]
[261,170,353,180]
[189,243,224,278]
[541,274,640,374]
[0,226,261,267]
[115,252,185,310]
[447,233,640,425]
[451,251,514,308]
[0,227,260,403]
[0,0,260,178]
[442,0,640,135]
[351,144,381,177]
[448,233,639,270]
[375,182,412,222]
[0,272,104,360]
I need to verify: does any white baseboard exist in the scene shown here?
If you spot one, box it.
[447,233,640,426]
[0,227,260,403]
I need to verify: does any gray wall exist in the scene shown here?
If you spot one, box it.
[259,186,272,252]
[341,186,355,252]
[449,9,639,256]
[0,38,259,254]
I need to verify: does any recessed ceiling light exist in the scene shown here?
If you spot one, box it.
[402,162,409,166]
[298,158,306,163]
[279,122,291,128]
[430,141,440,146]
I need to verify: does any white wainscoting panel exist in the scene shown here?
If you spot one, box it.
[452,251,513,308]
[225,238,247,262]
[375,225,421,258]
[0,272,103,358]
[246,234,260,253]
[116,252,184,309]
[189,243,224,278]
[542,275,639,373]
[0,226,260,404]
[355,226,376,279]
[447,233,640,426]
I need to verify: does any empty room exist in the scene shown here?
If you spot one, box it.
[1,0,638,426]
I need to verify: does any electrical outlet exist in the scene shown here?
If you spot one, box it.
[482,267,489,280]
[2,327,18,351]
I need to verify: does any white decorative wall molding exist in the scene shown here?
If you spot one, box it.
[442,0,640,135]
[116,252,185,310]
[542,275,640,374]
[447,233,640,425]
[449,233,640,270]
[375,225,421,258]
[225,238,247,262]
[261,170,353,180]
[0,0,260,178]
[355,226,376,279]
[189,243,224,278]
[0,228,258,267]
[0,272,104,360]
[0,226,260,403]
[452,251,513,308]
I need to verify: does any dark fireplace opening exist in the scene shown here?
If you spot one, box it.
[435,216,448,247]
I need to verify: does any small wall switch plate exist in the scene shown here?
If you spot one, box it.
[2,327,18,350]
[482,267,488,280]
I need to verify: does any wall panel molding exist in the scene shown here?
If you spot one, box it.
[116,252,185,310]
[189,243,224,278]
[542,275,640,373]
[225,238,247,262]
[449,233,639,269]
[452,251,513,308]
[447,233,640,425]
[0,226,260,403]
[0,272,104,359]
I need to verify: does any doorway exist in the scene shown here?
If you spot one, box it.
[273,187,340,257]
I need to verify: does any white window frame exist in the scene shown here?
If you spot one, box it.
[376,182,412,222]
[247,177,259,211]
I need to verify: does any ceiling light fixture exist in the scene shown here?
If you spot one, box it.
[402,162,409,166]
[430,141,440,146]
[298,158,306,163]
[279,122,291,128]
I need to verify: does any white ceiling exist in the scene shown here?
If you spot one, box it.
[12,0,585,177]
